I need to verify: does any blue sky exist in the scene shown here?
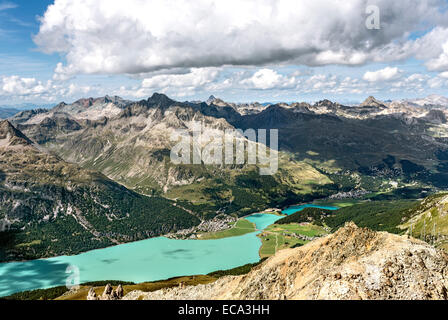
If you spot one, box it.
[0,0,448,105]
[0,1,55,76]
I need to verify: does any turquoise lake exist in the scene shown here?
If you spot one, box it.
[0,232,262,297]
[246,214,283,230]
[0,205,338,297]
[282,204,339,215]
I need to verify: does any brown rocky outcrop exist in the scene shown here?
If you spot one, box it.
[116,285,124,299]
[87,288,99,301]
[86,284,124,301]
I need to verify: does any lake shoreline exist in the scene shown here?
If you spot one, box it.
[0,203,338,264]
[0,204,340,297]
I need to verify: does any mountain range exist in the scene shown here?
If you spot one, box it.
[0,108,22,120]
[0,103,55,120]
[400,95,448,110]
[2,93,448,261]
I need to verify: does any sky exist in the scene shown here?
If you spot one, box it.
[1,0,448,105]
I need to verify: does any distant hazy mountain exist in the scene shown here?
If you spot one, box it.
[0,107,21,119]
[0,102,54,111]
[205,95,270,115]
[0,102,55,120]
[400,95,448,109]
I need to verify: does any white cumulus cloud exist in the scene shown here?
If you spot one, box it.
[34,0,448,79]
[142,68,220,90]
[0,75,92,102]
[1,76,50,96]
[241,69,286,90]
[363,67,401,82]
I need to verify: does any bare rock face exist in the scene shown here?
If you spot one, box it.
[125,223,448,300]
[103,284,113,297]
[87,288,99,301]
[116,285,124,299]
[360,96,387,108]
[0,120,33,146]
[87,284,124,300]
[425,109,447,124]
[101,284,118,300]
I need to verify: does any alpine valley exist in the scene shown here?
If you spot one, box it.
[1,94,448,258]
[2,93,448,300]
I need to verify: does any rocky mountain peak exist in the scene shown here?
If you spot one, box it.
[316,99,336,106]
[0,120,16,134]
[0,120,33,147]
[206,95,228,107]
[360,96,386,108]
[206,95,217,104]
[54,102,67,109]
[100,95,128,106]
[103,95,113,103]
[148,93,175,106]
[62,96,128,110]
[73,97,96,108]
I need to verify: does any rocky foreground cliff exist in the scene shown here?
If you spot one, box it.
[124,223,448,300]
